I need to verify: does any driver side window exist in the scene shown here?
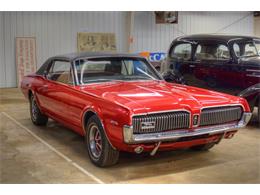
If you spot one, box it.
[171,43,192,60]
[47,60,73,85]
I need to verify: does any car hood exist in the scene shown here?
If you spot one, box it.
[240,56,260,66]
[79,80,244,114]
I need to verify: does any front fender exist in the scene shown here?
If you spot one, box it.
[80,101,131,150]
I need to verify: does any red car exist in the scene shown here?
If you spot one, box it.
[21,52,252,167]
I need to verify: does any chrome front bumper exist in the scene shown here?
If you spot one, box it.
[123,112,252,144]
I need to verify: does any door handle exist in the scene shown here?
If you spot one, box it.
[43,84,48,89]
[189,65,195,68]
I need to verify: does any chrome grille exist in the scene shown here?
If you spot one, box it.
[200,106,243,126]
[132,111,190,134]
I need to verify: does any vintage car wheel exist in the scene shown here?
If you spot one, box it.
[190,142,215,151]
[30,94,48,126]
[85,115,119,167]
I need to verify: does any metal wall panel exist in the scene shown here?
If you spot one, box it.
[0,11,128,88]
[0,12,5,88]
[0,11,255,88]
[133,11,254,52]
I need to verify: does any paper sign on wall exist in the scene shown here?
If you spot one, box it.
[77,32,116,52]
[16,37,37,86]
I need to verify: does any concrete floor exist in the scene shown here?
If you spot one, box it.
[0,88,260,184]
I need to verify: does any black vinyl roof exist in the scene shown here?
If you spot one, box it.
[52,52,142,61]
[175,34,260,43]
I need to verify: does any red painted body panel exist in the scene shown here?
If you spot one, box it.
[21,74,250,152]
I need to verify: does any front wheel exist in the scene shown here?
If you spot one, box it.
[30,94,48,126]
[85,115,119,167]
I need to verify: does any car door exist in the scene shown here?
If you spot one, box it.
[192,42,244,91]
[168,42,195,83]
[38,59,74,123]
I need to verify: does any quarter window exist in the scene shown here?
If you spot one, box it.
[171,43,192,60]
[48,61,73,84]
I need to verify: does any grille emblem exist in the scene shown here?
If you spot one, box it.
[140,121,156,129]
[193,114,199,126]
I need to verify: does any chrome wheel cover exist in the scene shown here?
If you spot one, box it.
[89,124,102,159]
[31,97,38,121]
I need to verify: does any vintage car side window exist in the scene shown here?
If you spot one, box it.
[244,43,258,57]
[195,44,230,61]
[47,61,73,85]
[171,43,192,60]
[36,59,51,75]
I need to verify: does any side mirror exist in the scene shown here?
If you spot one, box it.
[162,70,186,84]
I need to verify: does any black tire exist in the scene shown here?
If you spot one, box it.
[30,94,48,126]
[85,115,119,167]
[190,142,215,151]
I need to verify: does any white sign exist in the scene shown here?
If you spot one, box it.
[16,37,37,86]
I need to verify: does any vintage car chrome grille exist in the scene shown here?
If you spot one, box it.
[200,106,243,126]
[132,111,190,134]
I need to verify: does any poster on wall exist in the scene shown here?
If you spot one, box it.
[77,32,116,52]
[155,11,178,24]
[16,37,37,86]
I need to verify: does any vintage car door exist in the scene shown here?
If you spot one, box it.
[191,43,245,92]
[233,42,260,88]
[38,59,74,123]
[168,42,195,83]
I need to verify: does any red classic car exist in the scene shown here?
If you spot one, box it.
[21,52,252,167]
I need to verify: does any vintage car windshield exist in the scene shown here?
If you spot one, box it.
[233,41,259,58]
[74,57,162,84]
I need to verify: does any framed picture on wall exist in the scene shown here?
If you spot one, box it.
[15,37,37,86]
[77,32,116,52]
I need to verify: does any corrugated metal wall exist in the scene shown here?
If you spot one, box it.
[133,11,254,52]
[0,11,254,88]
[0,11,128,88]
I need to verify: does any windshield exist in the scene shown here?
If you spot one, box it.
[74,57,162,84]
[233,41,259,58]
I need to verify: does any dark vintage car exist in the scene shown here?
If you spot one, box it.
[161,34,260,95]
[21,52,251,167]
[238,83,260,122]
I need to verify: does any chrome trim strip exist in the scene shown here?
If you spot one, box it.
[199,104,245,112]
[246,69,260,72]
[82,108,117,150]
[123,112,251,144]
[131,109,191,116]
[246,74,260,78]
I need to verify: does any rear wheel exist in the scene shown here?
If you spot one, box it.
[85,115,119,167]
[190,142,216,151]
[30,94,48,126]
